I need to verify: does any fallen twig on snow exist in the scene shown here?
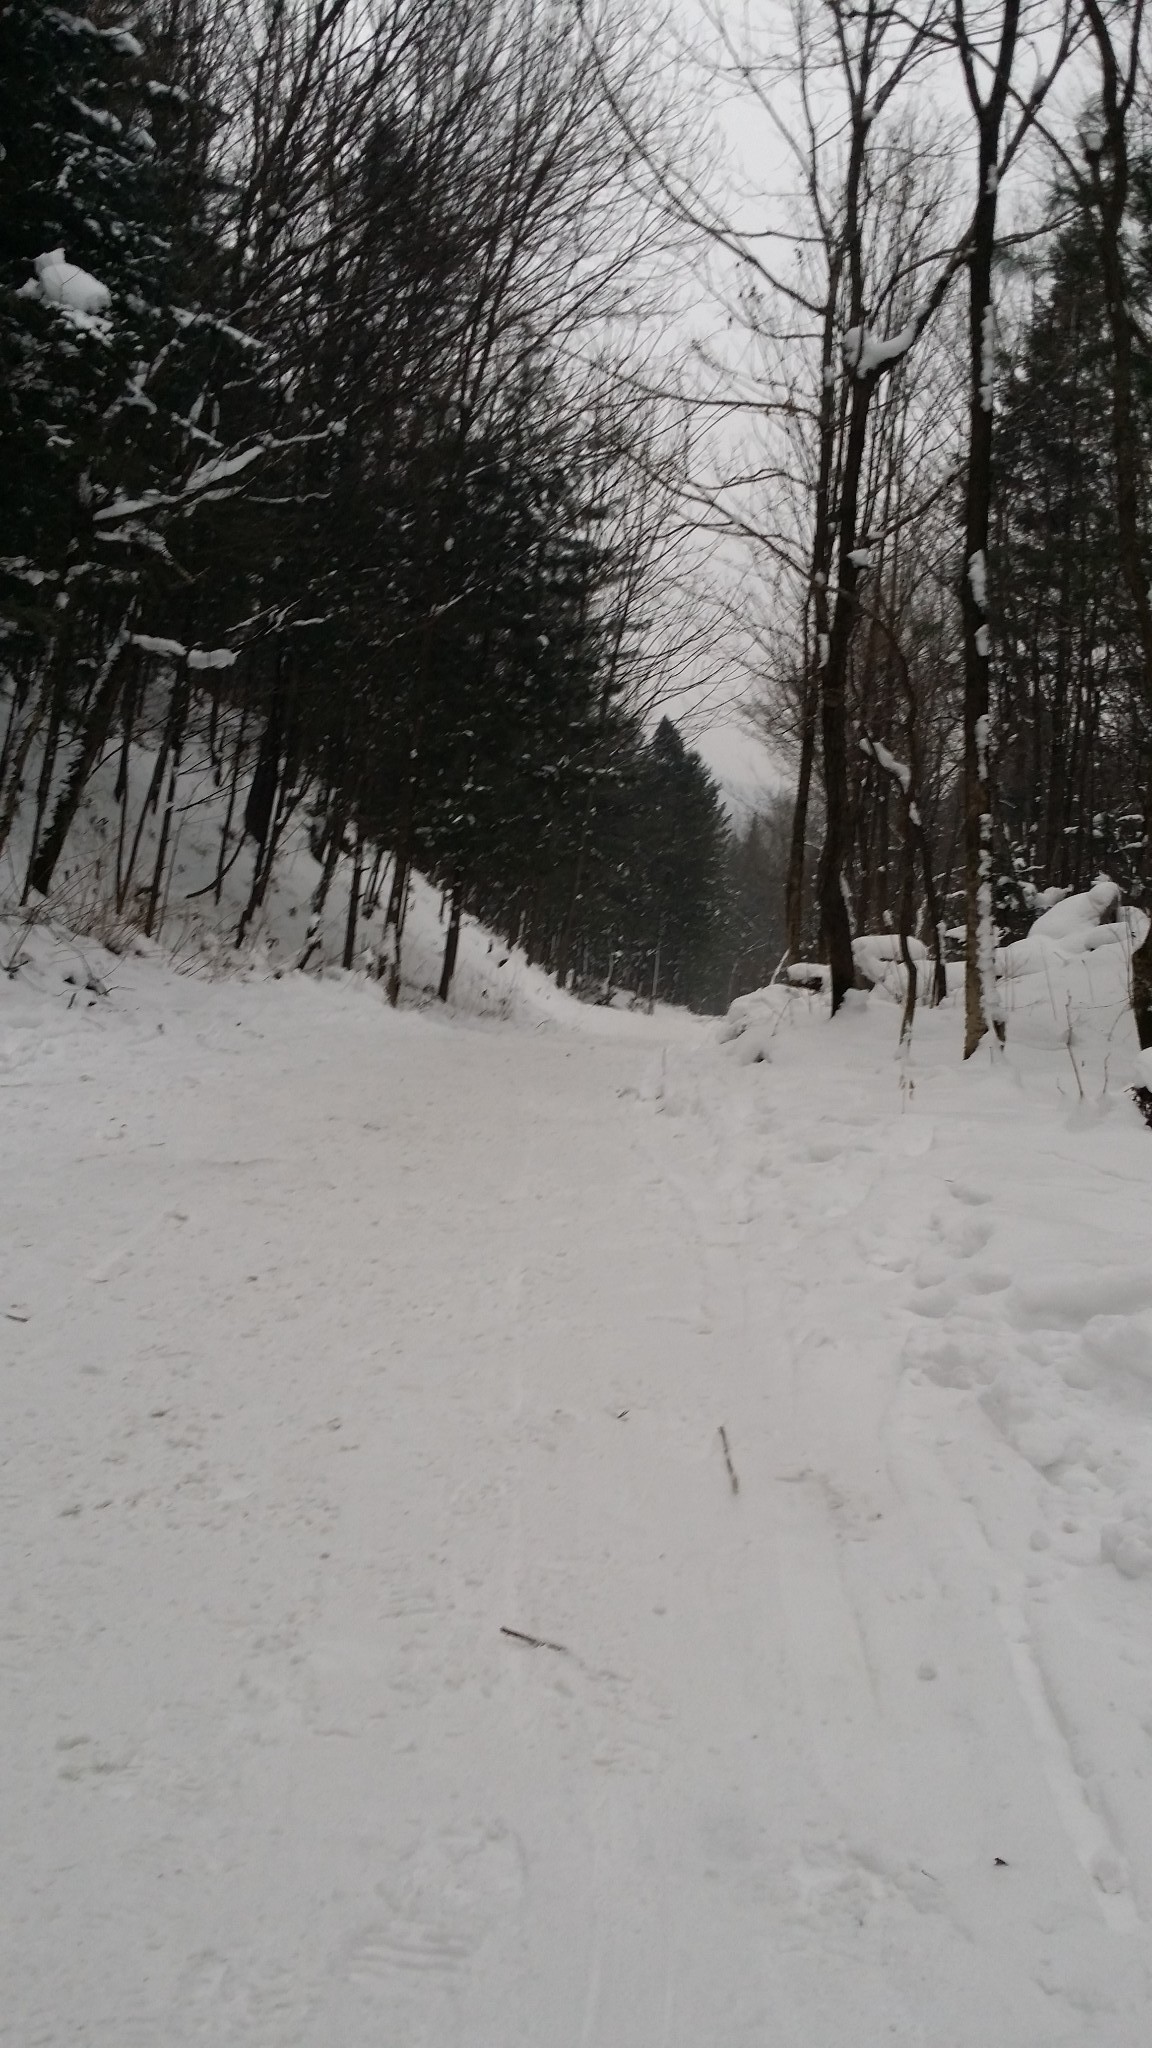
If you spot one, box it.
[718,1425,739,1495]
[500,1625,570,1655]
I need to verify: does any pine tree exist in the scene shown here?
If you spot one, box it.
[993,209,1152,899]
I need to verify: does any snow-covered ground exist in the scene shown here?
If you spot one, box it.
[5,895,1152,2045]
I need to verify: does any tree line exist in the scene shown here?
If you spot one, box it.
[11,0,1148,1045]
[0,0,732,1008]
[654,0,1152,1052]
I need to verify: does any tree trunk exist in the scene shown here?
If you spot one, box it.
[1081,0,1152,1045]
[143,674,190,938]
[0,664,33,798]
[361,844,386,920]
[382,780,416,1006]
[213,711,248,906]
[956,2,1020,1056]
[786,679,817,962]
[235,760,306,949]
[554,821,589,991]
[0,639,69,866]
[819,372,877,1011]
[342,825,364,970]
[437,877,465,1001]
[898,880,918,1044]
[20,671,67,903]
[117,677,177,914]
[244,700,281,849]
[27,622,131,899]
[297,809,345,970]
[648,922,662,1015]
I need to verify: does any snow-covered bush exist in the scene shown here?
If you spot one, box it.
[852,932,928,1001]
[996,875,1148,981]
[716,983,798,1061]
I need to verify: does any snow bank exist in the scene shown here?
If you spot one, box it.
[716,983,798,1062]
[1101,1502,1152,1578]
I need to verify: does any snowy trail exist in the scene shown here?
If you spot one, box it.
[4,965,1152,2044]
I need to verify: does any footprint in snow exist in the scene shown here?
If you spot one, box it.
[340,1823,524,1984]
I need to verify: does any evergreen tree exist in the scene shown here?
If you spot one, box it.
[993,210,1152,898]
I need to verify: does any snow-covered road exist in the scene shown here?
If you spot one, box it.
[4,956,1152,2044]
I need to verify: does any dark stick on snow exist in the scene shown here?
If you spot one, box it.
[718,1425,740,1495]
[500,1625,570,1655]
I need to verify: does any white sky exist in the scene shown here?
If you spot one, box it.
[692,711,786,817]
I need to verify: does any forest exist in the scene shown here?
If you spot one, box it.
[2,0,1152,1039]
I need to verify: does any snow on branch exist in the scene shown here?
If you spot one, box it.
[182,447,265,496]
[18,250,111,333]
[47,9,144,58]
[128,633,237,668]
[860,733,911,794]
[842,324,918,379]
[94,444,264,525]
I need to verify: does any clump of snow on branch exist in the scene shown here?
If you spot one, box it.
[18,249,111,331]
[128,633,236,669]
[843,324,918,378]
[860,735,910,793]
[48,9,144,58]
